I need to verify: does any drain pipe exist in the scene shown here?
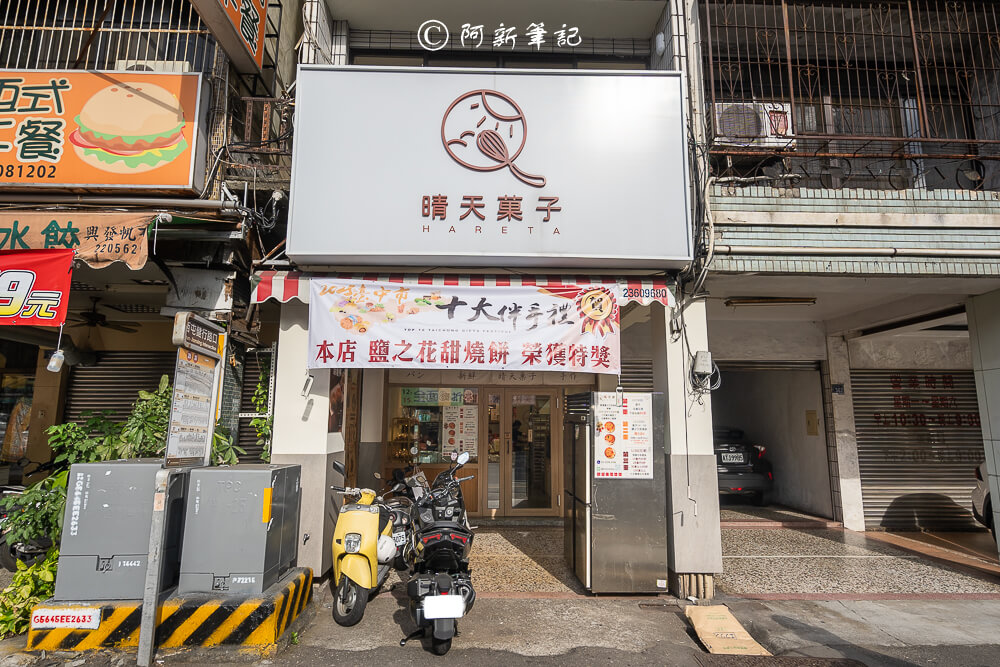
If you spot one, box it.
[715,245,1000,258]
[0,194,238,211]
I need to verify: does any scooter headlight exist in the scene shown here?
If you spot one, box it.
[345,533,362,553]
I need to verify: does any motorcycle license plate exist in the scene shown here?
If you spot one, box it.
[393,531,407,546]
[423,594,465,620]
[721,453,744,463]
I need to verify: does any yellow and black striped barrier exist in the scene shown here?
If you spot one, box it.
[27,567,312,656]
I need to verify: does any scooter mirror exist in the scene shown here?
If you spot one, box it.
[457,451,470,466]
[373,472,382,480]
[331,460,346,477]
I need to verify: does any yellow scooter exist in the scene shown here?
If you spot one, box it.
[330,462,408,626]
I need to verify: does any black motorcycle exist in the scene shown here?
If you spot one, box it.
[399,451,476,656]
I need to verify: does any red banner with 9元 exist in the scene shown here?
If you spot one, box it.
[0,249,73,326]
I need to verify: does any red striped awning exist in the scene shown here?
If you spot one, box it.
[251,271,675,307]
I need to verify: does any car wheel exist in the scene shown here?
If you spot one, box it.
[751,492,770,507]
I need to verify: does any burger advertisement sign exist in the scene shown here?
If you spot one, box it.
[0,71,205,191]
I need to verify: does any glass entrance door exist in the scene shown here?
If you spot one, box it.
[509,392,554,511]
[483,388,558,516]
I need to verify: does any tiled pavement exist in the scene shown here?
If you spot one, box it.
[718,504,1000,598]
[382,508,1000,598]
[384,523,584,596]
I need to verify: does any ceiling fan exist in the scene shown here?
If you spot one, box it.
[67,297,140,334]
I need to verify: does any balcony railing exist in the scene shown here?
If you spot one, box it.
[704,0,1000,204]
[0,0,217,71]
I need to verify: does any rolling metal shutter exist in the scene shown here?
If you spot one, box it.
[63,352,176,424]
[851,370,984,530]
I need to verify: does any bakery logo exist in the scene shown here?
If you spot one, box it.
[441,89,546,188]
[68,82,187,173]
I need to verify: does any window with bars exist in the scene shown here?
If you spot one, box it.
[0,0,217,71]
[703,0,1000,194]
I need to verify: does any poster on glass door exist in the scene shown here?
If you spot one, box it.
[441,405,478,456]
[593,392,654,479]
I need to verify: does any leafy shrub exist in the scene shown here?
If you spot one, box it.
[0,375,173,637]
[211,424,246,466]
[48,374,173,467]
[250,370,273,463]
[0,471,67,547]
[118,374,172,459]
[0,549,58,639]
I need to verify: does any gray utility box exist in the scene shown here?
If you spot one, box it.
[54,460,188,601]
[178,464,301,595]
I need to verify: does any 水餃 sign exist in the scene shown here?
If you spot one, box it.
[0,212,150,269]
[0,248,73,326]
[308,278,622,373]
[0,71,204,191]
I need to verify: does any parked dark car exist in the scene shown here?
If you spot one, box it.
[972,461,994,538]
[714,428,773,505]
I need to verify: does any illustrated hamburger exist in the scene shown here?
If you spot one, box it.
[69,82,187,173]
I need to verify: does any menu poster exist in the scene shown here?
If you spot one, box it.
[441,405,478,456]
[593,392,654,479]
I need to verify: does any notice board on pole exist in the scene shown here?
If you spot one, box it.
[165,312,225,467]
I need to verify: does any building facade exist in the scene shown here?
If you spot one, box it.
[0,0,303,475]
[254,0,725,597]
[8,0,1000,599]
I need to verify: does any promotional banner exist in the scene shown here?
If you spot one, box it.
[0,248,73,326]
[0,212,150,269]
[0,71,203,191]
[309,279,621,373]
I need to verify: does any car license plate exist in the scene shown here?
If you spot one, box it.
[392,531,407,546]
[423,594,465,620]
[721,453,744,463]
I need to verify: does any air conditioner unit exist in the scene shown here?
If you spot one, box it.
[114,59,191,73]
[713,102,796,150]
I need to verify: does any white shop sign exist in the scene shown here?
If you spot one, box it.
[287,66,691,269]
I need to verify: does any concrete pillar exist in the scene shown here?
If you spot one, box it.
[270,301,338,575]
[825,336,866,532]
[967,290,1000,556]
[652,301,722,598]
[357,369,385,485]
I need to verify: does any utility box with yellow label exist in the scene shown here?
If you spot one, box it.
[177,464,301,595]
